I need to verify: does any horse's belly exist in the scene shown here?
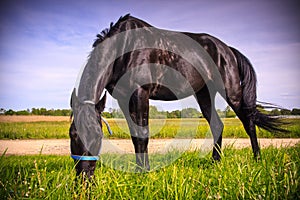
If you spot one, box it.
[149,80,205,101]
[149,85,181,100]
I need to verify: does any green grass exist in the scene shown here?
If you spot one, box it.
[0,145,299,199]
[0,118,299,140]
[0,121,69,139]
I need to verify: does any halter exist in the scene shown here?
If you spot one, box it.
[70,116,112,161]
[71,155,99,161]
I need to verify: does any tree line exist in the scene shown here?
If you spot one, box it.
[1,108,71,116]
[101,106,203,119]
[1,106,300,118]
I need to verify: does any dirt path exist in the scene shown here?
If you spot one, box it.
[0,115,69,122]
[0,138,299,156]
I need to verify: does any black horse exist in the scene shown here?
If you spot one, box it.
[70,14,284,177]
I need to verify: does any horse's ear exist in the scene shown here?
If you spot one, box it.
[96,91,107,113]
[71,89,79,108]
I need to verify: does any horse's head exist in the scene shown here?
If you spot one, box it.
[69,91,107,178]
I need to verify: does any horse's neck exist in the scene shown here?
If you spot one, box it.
[76,47,113,104]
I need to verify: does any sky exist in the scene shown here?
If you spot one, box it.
[0,0,299,111]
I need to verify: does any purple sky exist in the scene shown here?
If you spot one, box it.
[0,0,299,111]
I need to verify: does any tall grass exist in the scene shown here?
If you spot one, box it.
[0,118,299,140]
[0,145,299,199]
[0,121,69,139]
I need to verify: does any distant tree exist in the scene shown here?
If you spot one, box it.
[256,104,264,109]
[280,109,291,115]
[291,108,300,115]
[5,109,15,115]
[2,108,72,116]
[63,109,72,116]
[149,105,159,118]
[0,108,6,115]
[39,108,48,115]
[270,109,281,116]
[216,109,225,117]
[167,110,181,118]
[102,112,112,118]
[224,106,236,118]
[47,109,55,116]
[16,110,30,115]
[181,108,201,118]
[111,108,124,118]
[31,108,40,115]
[149,106,166,119]
[256,104,269,114]
[55,109,60,115]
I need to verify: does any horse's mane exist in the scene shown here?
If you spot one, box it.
[92,14,131,47]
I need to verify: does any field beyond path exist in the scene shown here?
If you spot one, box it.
[1,138,299,156]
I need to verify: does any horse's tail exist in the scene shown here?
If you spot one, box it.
[230,47,287,133]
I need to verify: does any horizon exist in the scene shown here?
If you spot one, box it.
[0,0,299,111]
[2,101,300,113]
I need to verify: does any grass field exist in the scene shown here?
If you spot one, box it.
[0,145,299,199]
[0,116,299,139]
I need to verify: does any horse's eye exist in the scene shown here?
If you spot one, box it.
[70,132,78,139]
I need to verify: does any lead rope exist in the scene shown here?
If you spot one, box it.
[101,116,113,135]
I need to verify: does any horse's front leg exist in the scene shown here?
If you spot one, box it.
[131,136,150,171]
[118,88,150,172]
[195,86,224,161]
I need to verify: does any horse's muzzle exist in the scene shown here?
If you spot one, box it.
[75,160,97,178]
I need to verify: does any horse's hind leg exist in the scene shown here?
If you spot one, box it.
[233,107,261,160]
[225,88,260,159]
[118,88,150,171]
[195,86,224,161]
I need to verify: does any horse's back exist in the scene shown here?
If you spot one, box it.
[184,32,243,106]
